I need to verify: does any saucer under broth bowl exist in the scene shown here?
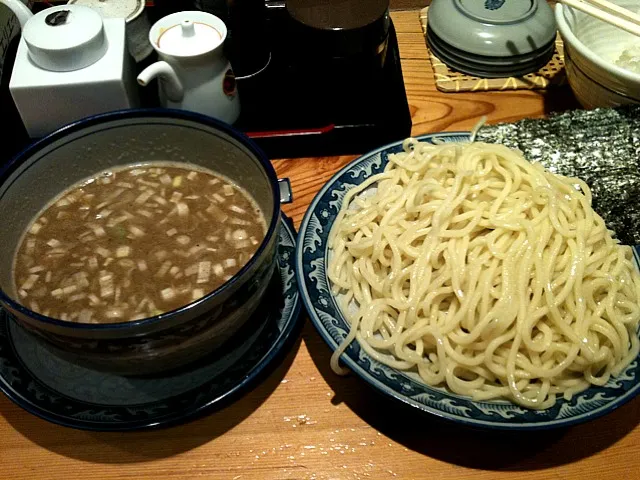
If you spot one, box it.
[0,109,285,376]
[427,0,556,78]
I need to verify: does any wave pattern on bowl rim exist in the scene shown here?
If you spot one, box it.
[296,131,640,430]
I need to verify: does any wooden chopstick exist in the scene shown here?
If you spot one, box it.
[559,0,640,37]
[581,0,640,27]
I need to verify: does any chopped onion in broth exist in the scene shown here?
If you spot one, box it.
[12,164,266,323]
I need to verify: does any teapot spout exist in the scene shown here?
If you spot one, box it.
[0,0,34,28]
[137,61,184,102]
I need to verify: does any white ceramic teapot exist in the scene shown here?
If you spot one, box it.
[1,0,139,138]
[137,11,240,125]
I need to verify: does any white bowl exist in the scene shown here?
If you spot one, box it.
[556,0,640,107]
[564,49,640,109]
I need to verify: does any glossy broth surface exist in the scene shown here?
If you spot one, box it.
[12,163,266,323]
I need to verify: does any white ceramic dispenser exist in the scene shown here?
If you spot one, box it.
[137,11,240,125]
[2,0,139,138]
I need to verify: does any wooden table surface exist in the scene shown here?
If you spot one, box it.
[2,10,639,480]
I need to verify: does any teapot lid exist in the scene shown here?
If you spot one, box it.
[23,5,107,72]
[152,11,225,57]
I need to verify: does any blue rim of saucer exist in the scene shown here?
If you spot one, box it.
[0,214,302,431]
[296,131,640,430]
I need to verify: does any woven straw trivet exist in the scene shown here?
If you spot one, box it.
[419,7,567,93]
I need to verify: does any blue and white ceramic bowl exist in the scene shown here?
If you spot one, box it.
[0,109,284,376]
[296,132,640,430]
[428,0,556,58]
[427,0,557,78]
[427,28,555,78]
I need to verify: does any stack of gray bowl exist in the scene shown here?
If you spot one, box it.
[427,0,557,79]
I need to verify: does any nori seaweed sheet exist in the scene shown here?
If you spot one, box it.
[476,105,640,245]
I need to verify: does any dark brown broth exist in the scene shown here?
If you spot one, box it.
[12,163,266,323]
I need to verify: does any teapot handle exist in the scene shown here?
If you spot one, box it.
[0,0,34,28]
[137,61,184,102]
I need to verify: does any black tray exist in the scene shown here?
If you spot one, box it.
[0,3,412,161]
[233,11,413,158]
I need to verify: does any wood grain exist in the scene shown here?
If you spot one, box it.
[2,10,639,480]
[390,0,429,10]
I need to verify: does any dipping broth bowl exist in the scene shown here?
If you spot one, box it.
[0,109,282,375]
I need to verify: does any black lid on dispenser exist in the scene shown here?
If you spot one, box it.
[286,0,390,59]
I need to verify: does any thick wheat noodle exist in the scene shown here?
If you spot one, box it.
[327,140,640,409]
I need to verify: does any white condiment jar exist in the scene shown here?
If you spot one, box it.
[67,0,152,62]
